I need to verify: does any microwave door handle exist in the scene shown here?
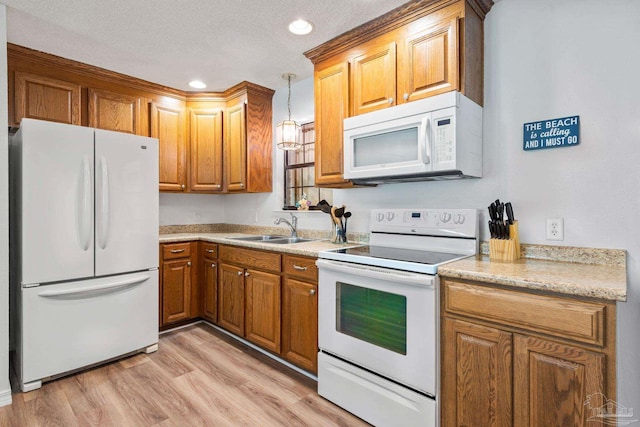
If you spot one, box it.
[421,117,431,164]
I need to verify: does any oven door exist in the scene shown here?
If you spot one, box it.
[317,258,437,395]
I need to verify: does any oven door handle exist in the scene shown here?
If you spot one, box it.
[316,259,435,288]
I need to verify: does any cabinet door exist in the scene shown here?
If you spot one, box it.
[88,88,142,134]
[442,318,513,427]
[190,108,223,192]
[514,335,605,427]
[151,101,187,192]
[245,269,281,353]
[218,263,245,336]
[351,41,396,115]
[314,61,351,187]
[282,278,318,373]
[398,17,459,103]
[161,258,192,325]
[202,257,218,323]
[224,101,247,192]
[14,71,81,126]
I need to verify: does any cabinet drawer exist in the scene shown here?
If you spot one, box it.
[162,242,192,260]
[283,255,318,283]
[201,242,218,259]
[443,280,606,346]
[220,245,281,273]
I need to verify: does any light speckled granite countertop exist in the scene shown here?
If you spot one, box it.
[439,254,627,302]
[160,224,627,302]
[159,232,363,257]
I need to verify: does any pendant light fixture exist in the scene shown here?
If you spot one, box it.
[276,73,302,151]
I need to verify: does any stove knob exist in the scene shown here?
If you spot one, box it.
[376,212,385,222]
[454,214,465,224]
[386,212,395,221]
[440,212,452,223]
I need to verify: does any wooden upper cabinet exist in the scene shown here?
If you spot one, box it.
[223,83,275,193]
[314,61,351,187]
[88,88,142,135]
[13,71,81,126]
[398,17,459,103]
[351,41,397,115]
[224,100,247,192]
[190,108,223,192]
[514,335,605,426]
[151,100,187,192]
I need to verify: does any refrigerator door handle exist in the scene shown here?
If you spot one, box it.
[37,274,151,298]
[97,156,110,250]
[78,155,92,251]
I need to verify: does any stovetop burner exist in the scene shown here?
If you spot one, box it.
[332,246,465,265]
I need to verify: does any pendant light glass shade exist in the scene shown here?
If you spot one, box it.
[276,73,302,151]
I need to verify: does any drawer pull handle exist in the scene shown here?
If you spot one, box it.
[310,289,316,295]
[206,249,214,253]
[170,249,185,254]
[293,265,308,271]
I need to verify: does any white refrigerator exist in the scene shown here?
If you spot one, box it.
[10,118,159,392]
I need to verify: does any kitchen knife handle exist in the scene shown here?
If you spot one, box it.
[506,202,515,225]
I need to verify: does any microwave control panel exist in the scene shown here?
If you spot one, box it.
[434,116,455,163]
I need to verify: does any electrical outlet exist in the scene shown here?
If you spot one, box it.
[546,218,564,240]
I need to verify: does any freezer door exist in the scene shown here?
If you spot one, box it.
[18,119,95,285]
[94,129,159,276]
[20,271,159,387]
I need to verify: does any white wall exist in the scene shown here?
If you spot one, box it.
[159,193,225,226]
[0,5,11,407]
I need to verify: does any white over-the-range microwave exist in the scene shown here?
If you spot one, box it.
[343,91,482,184]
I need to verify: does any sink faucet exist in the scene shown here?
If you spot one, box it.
[274,213,298,238]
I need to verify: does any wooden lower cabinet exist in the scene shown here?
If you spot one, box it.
[200,242,218,323]
[282,278,318,373]
[218,262,246,336]
[513,335,605,426]
[245,269,281,353]
[441,278,615,427]
[160,242,197,326]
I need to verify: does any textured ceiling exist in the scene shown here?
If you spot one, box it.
[1,0,409,91]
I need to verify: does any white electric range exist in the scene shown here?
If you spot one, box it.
[316,208,479,427]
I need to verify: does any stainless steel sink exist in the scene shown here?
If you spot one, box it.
[227,235,317,244]
[262,237,317,244]
[227,235,288,241]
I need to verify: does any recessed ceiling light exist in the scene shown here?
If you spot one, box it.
[288,19,313,35]
[188,80,207,89]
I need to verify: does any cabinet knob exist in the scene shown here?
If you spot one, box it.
[215,184,221,189]
[211,263,216,268]
[310,289,316,295]
[240,183,245,188]
[237,271,243,276]
[245,271,250,277]
[388,97,394,104]
[403,93,409,101]
[181,184,185,190]
[187,261,191,267]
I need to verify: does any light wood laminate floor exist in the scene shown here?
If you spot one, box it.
[0,324,370,426]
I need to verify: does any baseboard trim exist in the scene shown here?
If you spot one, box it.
[0,388,12,407]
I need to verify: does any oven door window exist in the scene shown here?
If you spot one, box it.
[336,282,407,355]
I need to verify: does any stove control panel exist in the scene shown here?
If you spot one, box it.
[370,208,478,238]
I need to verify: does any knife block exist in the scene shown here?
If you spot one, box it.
[490,221,521,261]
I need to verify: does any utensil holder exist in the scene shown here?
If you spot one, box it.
[330,221,347,244]
[490,221,521,261]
